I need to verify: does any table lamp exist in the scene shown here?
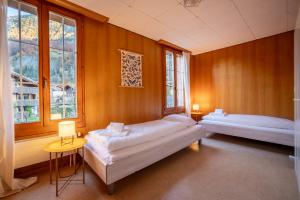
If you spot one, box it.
[58,121,76,146]
[192,104,200,112]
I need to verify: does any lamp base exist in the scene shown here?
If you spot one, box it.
[60,136,75,146]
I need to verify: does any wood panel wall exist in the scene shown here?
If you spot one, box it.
[82,18,162,133]
[190,31,294,119]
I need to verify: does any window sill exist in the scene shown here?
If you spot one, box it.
[15,121,86,141]
[15,131,58,141]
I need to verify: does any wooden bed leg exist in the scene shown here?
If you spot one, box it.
[198,139,202,145]
[107,183,115,195]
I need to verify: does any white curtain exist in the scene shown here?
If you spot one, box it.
[183,52,191,116]
[0,0,36,197]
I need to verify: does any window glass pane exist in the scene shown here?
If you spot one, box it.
[166,50,175,108]
[8,40,20,74]
[20,3,38,45]
[49,12,77,120]
[8,1,40,124]
[7,5,19,41]
[176,54,184,107]
[166,85,175,108]
[64,21,76,52]
[50,49,63,84]
[49,12,63,50]
[65,85,77,118]
[50,85,63,120]
[21,43,39,81]
[63,52,76,85]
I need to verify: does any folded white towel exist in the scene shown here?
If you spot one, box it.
[208,108,226,117]
[105,122,129,137]
[107,122,124,133]
[214,108,224,114]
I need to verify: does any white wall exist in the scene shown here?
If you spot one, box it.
[15,135,60,169]
[294,5,300,194]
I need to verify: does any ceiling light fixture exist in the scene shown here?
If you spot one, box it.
[183,0,202,7]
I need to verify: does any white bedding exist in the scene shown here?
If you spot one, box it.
[88,120,188,152]
[203,114,294,130]
[86,125,203,165]
[201,119,294,146]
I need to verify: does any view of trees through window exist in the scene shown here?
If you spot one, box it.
[164,48,185,113]
[49,12,77,120]
[7,1,39,123]
[176,54,184,107]
[7,0,78,124]
[166,50,175,108]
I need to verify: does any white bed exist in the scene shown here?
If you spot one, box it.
[82,115,206,193]
[200,114,294,146]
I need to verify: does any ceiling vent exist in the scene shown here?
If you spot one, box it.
[183,0,202,7]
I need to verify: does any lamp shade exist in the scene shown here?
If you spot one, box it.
[192,104,200,111]
[58,121,76,137]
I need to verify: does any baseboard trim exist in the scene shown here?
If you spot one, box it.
[14,154,82,178]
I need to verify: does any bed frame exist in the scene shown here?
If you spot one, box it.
[82,126,205,194]
[201,120,294,147]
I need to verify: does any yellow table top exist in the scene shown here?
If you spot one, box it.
[44,138,87,153]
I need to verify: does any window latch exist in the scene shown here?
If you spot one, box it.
[43,77,47,89]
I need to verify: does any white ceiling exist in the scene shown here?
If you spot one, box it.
[68,0,300,55]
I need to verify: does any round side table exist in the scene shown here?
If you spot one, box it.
[44,138,87,197]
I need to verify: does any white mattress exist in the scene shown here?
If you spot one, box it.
[203,114,294,130]
[86,125,204,165]
[88,120,188,152]
[201,119,294,146]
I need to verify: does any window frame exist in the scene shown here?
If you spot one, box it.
[162,46,185,115]
[42,2,85,129]
[10,0,85,140]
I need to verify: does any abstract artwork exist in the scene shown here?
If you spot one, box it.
[120,50,143,88]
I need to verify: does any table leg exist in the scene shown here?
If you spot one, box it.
[74,149,77,174]
[82,147,85,184]
[55,152,58,197]
[49,152,52,184]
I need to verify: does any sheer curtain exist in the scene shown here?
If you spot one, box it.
[183,52,191,116]
[0,0,36,197]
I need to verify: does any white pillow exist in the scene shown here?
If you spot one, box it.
[162,114,196,127]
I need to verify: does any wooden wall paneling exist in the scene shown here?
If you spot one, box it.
[142,38,162,121]
[83,18,102,131]
[191,52,215,113]
[277,33,294,117]
[264,36,276,115]
[191,31,294,119]
[97,22,109,128]
[254,38,264,115]
[127,31,143,122]
[82,20,163,134]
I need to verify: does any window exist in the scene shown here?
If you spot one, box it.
[163,47,185,114]
[7,0,84,139]
[8,1,39,124]
[49,12,77,120]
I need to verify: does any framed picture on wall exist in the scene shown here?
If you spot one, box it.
[119,49,143,88]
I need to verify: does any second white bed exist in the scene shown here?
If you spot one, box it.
[201,114,294,146]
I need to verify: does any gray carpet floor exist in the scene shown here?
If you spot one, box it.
[4,134,299,200]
